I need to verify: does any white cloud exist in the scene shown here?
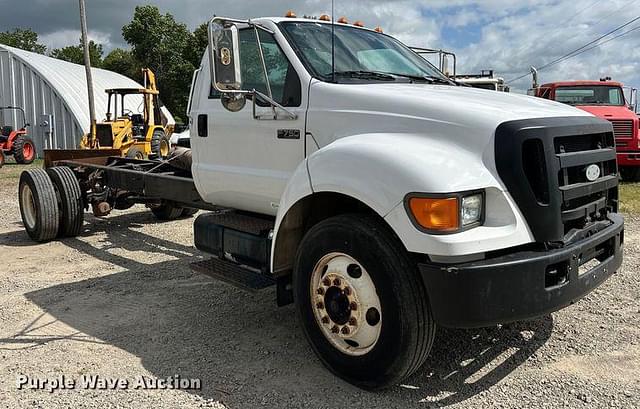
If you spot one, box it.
[4,0,639,93]
[39,29,113,51]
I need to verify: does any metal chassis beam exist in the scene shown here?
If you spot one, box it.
[55,157,218,211]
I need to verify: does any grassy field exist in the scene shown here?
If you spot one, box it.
[0,159,43,180]
[620,182,640,214]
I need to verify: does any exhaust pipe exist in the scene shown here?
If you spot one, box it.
[530,66,539,89]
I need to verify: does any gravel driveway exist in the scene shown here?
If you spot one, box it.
[0,164,638,409]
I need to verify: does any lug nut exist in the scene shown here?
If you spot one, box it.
[316,301,325,310]
[333,278,342,287]
[349,317,358,326]
[331,325,340,334]
[321,316,330,324]
[323,278,331,286]
[343,287,351,296]
[341,326,350,335]
[317,288,325,295]
[349,302,358,311]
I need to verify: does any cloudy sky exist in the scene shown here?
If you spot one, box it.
[1,0,639,94]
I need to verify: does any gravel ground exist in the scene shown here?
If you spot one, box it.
[0,163,638,409]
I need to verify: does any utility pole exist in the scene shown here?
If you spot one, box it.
[79,0,96,146]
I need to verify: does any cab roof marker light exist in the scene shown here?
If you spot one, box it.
[338,17,349,24]
[319,14,331,21]
[285,10,297,18]
[354,21,365,27]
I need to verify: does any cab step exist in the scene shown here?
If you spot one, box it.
[194,211,275,273]
[191,257,275,292]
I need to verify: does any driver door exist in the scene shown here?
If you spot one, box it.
[192,28,307,216]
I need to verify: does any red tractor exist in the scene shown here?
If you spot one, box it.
[0,106,36,168]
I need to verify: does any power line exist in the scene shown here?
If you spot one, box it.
[550,24,640,65]
[507,14,640,83]
[508,0,600,60]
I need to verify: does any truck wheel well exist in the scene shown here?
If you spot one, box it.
[272,192,381,277]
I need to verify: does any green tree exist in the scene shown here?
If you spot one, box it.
[186,23,208,67]
[0,28,46,54]
[103,48,139,81]
[50,40,104,67]
[122,5,196,120]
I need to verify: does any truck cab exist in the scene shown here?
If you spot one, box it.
[183,15,624,389]
[532,79,640,180]
[455,70,509,92]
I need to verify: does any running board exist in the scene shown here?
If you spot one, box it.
[191,257,275,292]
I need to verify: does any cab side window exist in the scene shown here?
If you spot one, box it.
[210,29,302,107]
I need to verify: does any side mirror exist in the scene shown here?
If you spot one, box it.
[208,20,242,92]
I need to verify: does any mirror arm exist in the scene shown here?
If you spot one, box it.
[253,25,277,119]
[253,90,298,120]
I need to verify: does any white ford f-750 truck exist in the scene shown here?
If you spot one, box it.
[19,15,623,390]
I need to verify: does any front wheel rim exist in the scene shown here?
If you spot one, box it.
[310,252,382,356]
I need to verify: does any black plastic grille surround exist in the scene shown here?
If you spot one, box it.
[495,116,618,244]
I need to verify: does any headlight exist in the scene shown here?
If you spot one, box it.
[406,191,484,233]
[461,194,483,226]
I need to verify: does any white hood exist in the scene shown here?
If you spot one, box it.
[307,81,590,151]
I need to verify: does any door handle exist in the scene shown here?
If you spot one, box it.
[198,115,208,137]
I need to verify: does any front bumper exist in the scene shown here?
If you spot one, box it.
[617,151,640,167]
[420,213,624,328]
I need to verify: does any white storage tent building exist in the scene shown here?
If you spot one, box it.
[0,44,145,156]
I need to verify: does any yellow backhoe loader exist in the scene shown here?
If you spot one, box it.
[80,69,174,159]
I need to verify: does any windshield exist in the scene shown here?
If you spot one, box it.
[554,86,625,106]
[280,22,450,83]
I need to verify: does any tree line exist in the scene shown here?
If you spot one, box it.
[0,5,208,123]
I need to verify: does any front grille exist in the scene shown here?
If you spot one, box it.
[610,120,633,139]
[496,117,618,244]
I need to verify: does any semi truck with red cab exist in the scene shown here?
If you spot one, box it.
[529,71,640,180]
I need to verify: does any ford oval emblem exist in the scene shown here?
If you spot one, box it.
[585,164,601,182]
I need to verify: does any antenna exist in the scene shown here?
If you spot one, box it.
[331,0,336,83]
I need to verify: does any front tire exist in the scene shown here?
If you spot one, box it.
[0,151,5,168]
[150,130,170,160]
[620,167,640,182]
[294,214,435,390]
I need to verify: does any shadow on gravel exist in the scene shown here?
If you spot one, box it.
[16,212,553,408]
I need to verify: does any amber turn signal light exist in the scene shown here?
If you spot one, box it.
[408,197,460,232]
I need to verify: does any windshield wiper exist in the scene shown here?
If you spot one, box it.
[382,72,455,85]
[331,71,396,81]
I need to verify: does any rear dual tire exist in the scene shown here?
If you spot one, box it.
[19,169,60,242]
[294,214,436,390]
[19,167,84,242]
[47,167,84,237]
[151,201,198,220]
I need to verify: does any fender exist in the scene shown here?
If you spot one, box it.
[271,133,534,274]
